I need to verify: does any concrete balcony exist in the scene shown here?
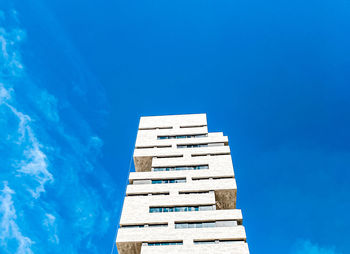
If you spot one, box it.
[120,208,243,225]
[133,145,231,172]
[135,134,228,148]
[140,241,249,254]
[117,225,247,254]
[126,178,237,210]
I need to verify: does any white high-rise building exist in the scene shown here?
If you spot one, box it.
[116,114,249,254]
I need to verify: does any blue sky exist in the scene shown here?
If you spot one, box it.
[0,0,349,253]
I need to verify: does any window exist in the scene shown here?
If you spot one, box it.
[179,191,210,195]
[175,222,214,229]
[132,179,186,185]
[147,242,183,246]
[150,205,214,213]
[127,192,169,196]
[178,142,225,149]
[150,208,162,213]
[199,205,214,211]
[175,207,186,212]
[175,220,236,229]
[121,223,168,228]
[155,155,183,159]
[135,146,154,149]
[192,176,233,181]
[194,240,216,245]
[191,153,230,157]
[180,125,207,129]
[194,239,243,244]
[127,193,148,196]
[177,144,208,148]
[133,180,152,185]
[151,192,170,196]
[157,134,208,140]
[151,179,186,184]
[139,126,173,130]
[216,221,237,227]
[153,165,208,172]
[204,222,216,227]
[121,224,145,228]
[208,143,225,147]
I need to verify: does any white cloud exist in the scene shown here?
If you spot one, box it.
[5,102,53,199]
[43,213,56,227]
[36,91,60,122]
[291,240,342,254]
[0,83,12,104]
[43,213,59,244]
[0,32,9,58]
[16,142,53,198]
[0,10,53,199]
[0,25,25,77]
[0,182,34,254]
[0,24,55,200]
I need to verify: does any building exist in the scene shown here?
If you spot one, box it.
[116,114,249,254]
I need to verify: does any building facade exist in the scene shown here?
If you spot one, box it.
[116,114,249,254]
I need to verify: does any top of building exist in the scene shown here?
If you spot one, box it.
[139,113,207,130]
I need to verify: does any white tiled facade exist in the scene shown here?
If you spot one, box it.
[116,114,249,254]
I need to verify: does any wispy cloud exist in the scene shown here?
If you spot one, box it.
[0,7,115,254]
[0,64,53,200]
[0,23,25,78]
[0,83,12,103]
[0,8,53,252]
[291,240,342,254]
[7,103,53,198]
[35,91,60,122]
[43,213,59,244]
[0,182,33,254]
